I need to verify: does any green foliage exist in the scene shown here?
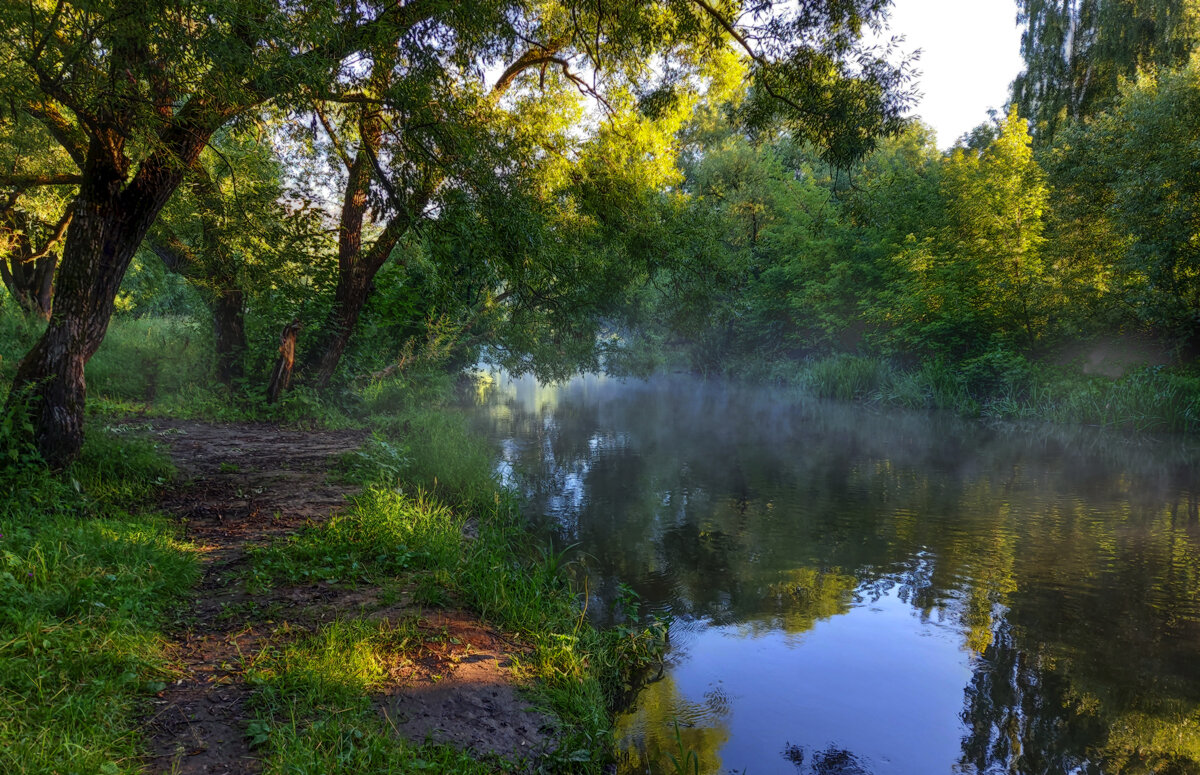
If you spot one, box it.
[871,110,1050,359]
[0,431,197,774]
[666,720,702,775]
[333,432,411,486]
[1013,0,1200,142]
[1092,57,1200,347]
[83,316,212,401]
[368,405,502,511]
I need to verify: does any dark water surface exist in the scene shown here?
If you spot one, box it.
[464,372,1200,775]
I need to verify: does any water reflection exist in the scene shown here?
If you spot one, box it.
[466,372,1200,774]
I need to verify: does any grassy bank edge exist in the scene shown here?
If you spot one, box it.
[0,392,664,774]
[613,341,1200,435]
[239,401,666,773]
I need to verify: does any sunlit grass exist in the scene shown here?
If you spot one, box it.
[247,406,667,772]
[244,618,504,774]
[0,431,198,775]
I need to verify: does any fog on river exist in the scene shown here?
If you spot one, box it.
[465,371,1200,775]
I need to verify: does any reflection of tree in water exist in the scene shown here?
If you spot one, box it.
[960,622,1200,773]
[960,624,1105,774]
[615,673,730,775]
[762,566,857,635]
[472,375,1200,772]
[783,743,873,774]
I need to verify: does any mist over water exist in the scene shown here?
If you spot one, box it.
[465,371,1200,775]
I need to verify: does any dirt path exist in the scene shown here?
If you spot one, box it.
[138,421,554,774]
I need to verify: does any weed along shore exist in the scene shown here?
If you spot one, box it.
[0,401,664,774]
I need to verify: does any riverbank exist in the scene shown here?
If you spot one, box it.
[612,341,1200,434]
[0,390,665,774]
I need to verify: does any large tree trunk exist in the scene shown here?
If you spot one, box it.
[305,108,404,390]
[309,266,374,389]
[148,234,247,388]
[4,145,198,467]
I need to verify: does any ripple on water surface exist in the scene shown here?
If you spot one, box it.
[468,371,1200,774]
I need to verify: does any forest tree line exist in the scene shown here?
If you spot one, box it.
[2,0,1199,465]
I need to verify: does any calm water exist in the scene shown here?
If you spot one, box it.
[465,372,1200,775]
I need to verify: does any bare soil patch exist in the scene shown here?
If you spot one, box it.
[378,612,556,763]
[137,421,549,773]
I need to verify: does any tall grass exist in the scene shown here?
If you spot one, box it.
[801,354,891,401]
[793,352,1200,434]
[1008,367,1200,433]
[84,316,213,401]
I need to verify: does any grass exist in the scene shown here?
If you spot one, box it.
[1,302,671,773]
[0,431,197,775]
[243,618,501,775]
[789,351,1200,434]
[245,406,667,773]
[0,387,667,773]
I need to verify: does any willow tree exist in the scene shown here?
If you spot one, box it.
[2,0,911,467]
[0,0,446,466]
[294,1,914,388]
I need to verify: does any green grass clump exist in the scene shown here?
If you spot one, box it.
[0,431,197,775]
[248,408,667,772]
[367,405,499,510]
[1004,366,1200,433]
[801,354,891,401]
[248,488,454,587]
[246,619,499,774]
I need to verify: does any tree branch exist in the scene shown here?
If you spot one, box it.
[0,173,82,189]
[24,100,88,168]
[25,208,73,264]
[493,44,564,95]
[312,100,354,172]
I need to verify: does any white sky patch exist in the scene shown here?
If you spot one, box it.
[879,0,1026,147]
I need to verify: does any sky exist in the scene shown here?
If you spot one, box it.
[880,0,1027,147]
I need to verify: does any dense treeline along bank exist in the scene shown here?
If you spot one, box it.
[1,0,1199,772]
[2,1,1199,452]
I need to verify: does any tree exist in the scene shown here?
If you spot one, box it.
[874,110,1049,360]
[145,128,293,386]
[1090,56,1200,350]
[1,0,911,467]
[272,1,916,387]
[1012,0,1200,142]
[0,111,77,318]
[942,108,1049,349]
[0,0,441,466]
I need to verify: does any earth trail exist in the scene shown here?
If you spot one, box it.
[137,421,553,774]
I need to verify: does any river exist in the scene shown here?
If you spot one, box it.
[465,371,1200,775]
